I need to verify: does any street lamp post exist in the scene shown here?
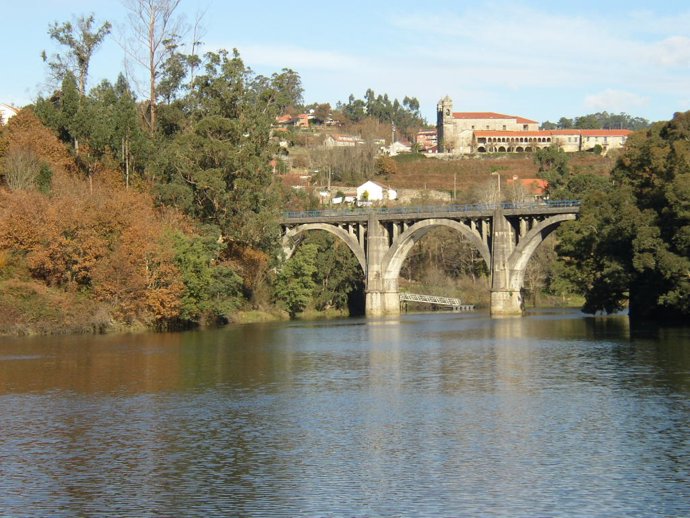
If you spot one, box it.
[491,171,501,205]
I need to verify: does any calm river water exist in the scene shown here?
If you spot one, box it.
[1,309,689,517]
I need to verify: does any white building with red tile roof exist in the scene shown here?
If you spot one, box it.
[356,180,397,203]
[416,129,437,151]
[473,129,632,153]
[437,96,632,155]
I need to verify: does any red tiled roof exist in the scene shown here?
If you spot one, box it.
[515,116,538,124]
[474,130,550,137]
[578,129,633,137]
[453,112,538,124]
[506,178,548,195]
[549,129,581,135]
[474,129,634,138]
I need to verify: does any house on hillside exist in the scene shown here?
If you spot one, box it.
[294,113,310,128]
[386,140,412,156]
[323,134,366,147]
[274,114,293,127]
[506,177,548,201]
[416,129,437,151]
[356,180,397,204]
[274,113,312,129]
[0,103,19,125]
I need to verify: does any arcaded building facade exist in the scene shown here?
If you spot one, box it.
[437,96,632,155]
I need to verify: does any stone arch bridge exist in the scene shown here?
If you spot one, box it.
[281,201,580,317]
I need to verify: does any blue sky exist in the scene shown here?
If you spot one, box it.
[3,0,690,124]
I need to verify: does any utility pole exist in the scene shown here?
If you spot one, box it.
[491,171,501,206]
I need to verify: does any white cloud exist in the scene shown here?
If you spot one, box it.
[647,36,690,67]
[584,89,648,112]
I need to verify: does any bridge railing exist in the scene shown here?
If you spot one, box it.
[399,292,475,311]
[283,199,580,220]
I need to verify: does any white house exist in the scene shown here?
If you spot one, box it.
[0,103,19,125]
[356,180,397,203]
[386,140,412,156]
[323,134,365,147]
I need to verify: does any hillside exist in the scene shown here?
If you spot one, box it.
[386,153,616,196]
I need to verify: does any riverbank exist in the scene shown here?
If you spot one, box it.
[0,290,581,336]
[0,282,288,336]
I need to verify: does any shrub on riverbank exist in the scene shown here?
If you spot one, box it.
[0,279,111,335]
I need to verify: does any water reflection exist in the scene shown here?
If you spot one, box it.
[0,310,689,516]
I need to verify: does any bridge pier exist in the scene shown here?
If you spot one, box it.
[365,213,401,316]
[490,290,524,317]
[365,289,401,316]
[490,209,524,317]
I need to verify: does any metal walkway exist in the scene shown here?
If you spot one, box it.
[399,293,475,312]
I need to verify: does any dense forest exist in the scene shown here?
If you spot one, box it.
[1,2,688,335]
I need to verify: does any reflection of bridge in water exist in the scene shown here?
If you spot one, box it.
[281,201,580,317]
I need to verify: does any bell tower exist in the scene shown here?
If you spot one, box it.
[436,96,453,153]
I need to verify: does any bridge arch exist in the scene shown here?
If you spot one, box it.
[283,223,367,274]
[381,218,491,282]
[508,214,576,287]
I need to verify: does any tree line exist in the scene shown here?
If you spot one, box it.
[541,112,650,131]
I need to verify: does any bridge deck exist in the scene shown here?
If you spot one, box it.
[282,200,580,224]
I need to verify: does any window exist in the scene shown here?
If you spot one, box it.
[502,125,507,130]
[523,124,528,130]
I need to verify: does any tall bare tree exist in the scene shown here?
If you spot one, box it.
[120,0,184,133]
[42,14,112,96]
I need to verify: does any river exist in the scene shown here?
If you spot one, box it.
[1,309,689,517]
